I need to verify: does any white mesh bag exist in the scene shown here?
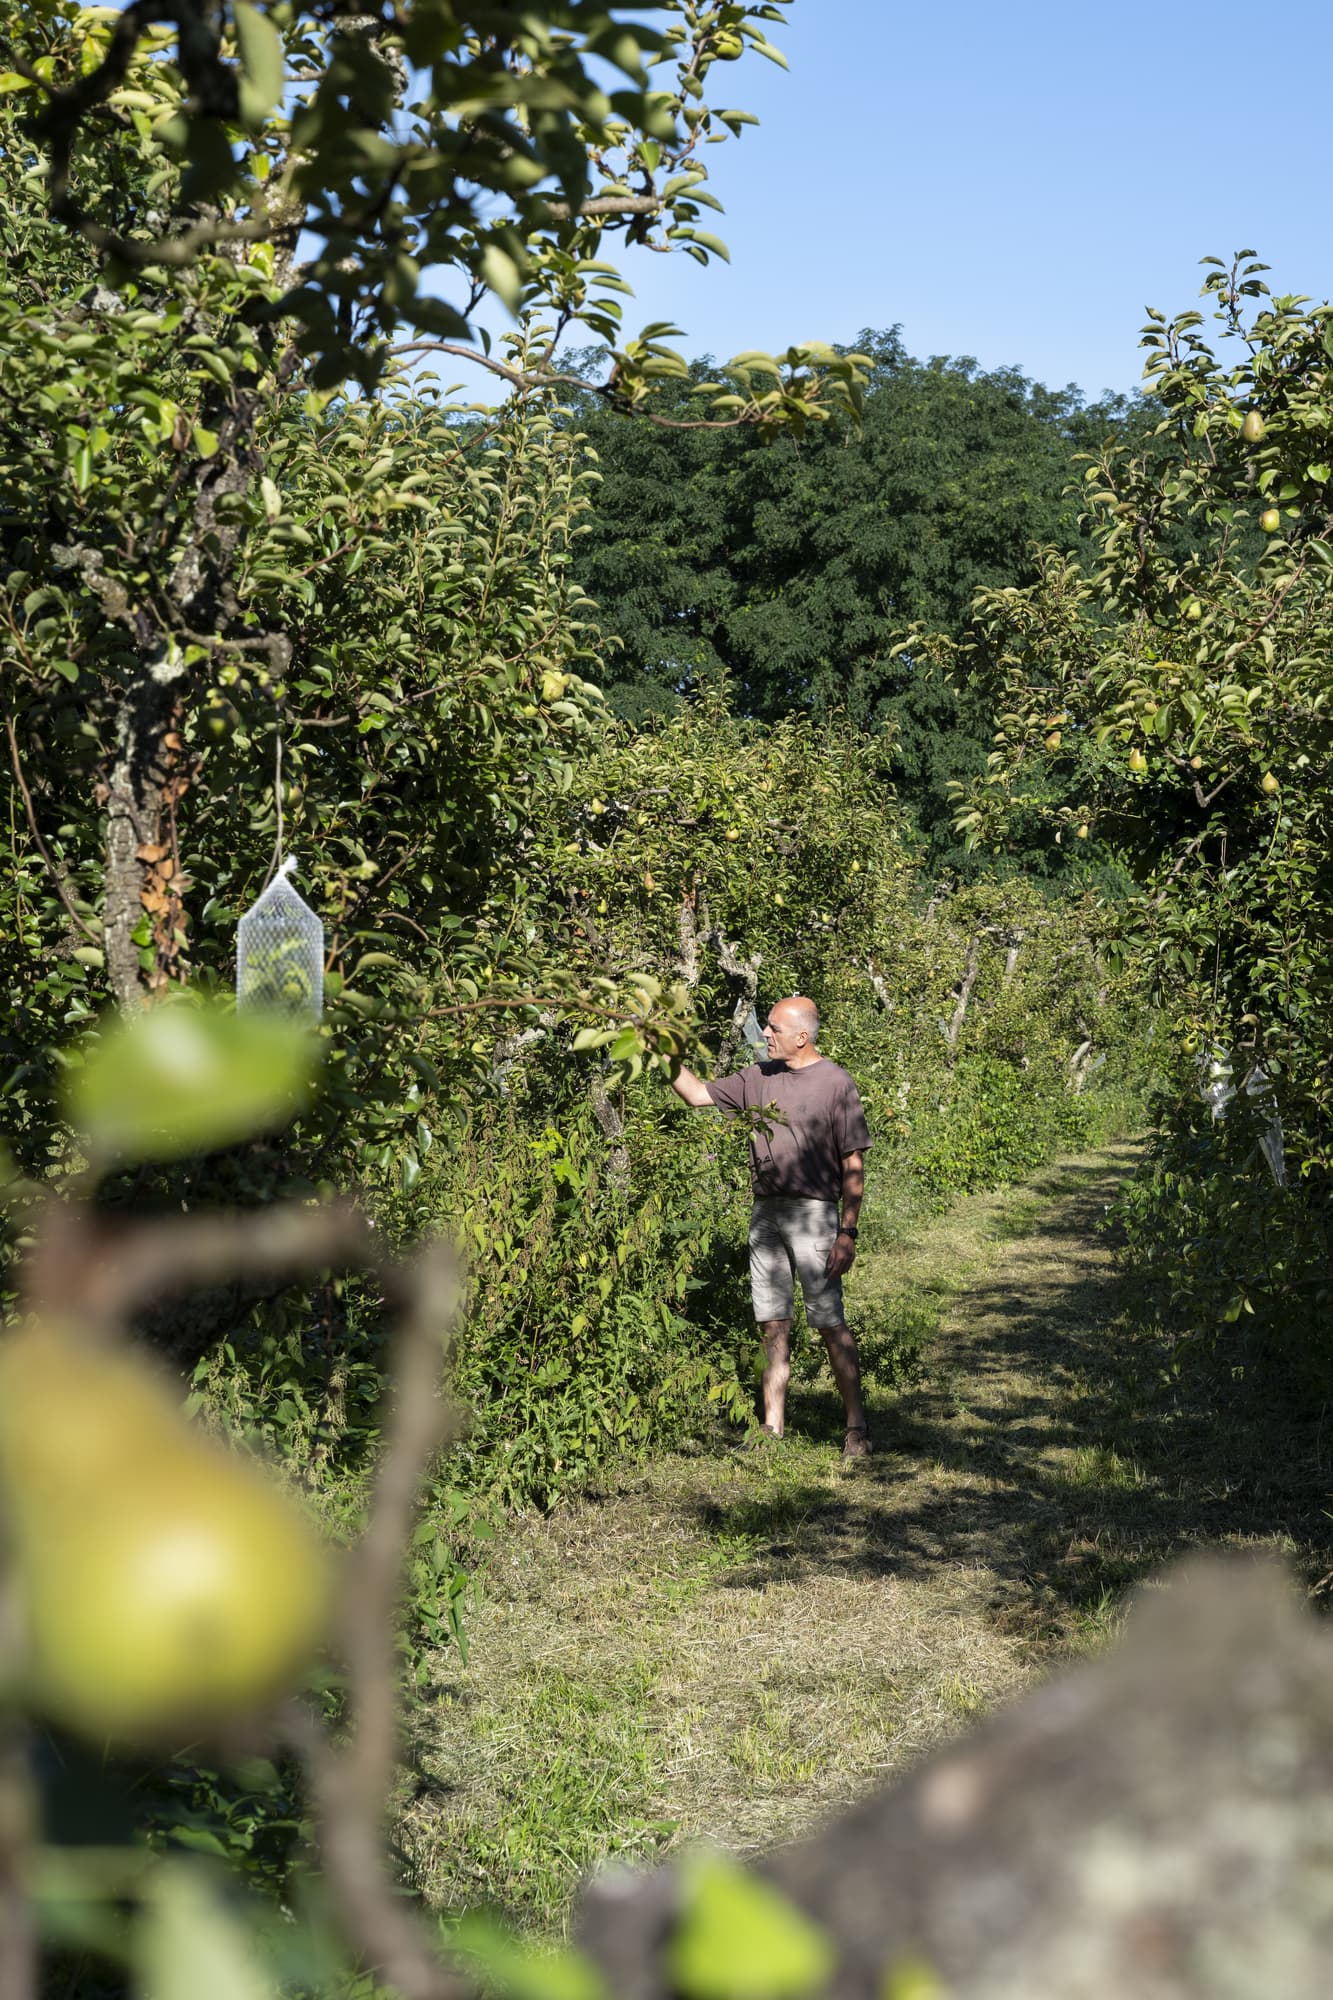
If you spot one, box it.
[236,858,323,1021]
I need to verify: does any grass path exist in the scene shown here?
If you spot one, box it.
[399,1141,1333,1935]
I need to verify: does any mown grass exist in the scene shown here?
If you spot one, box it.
[398,1140,1333,1942]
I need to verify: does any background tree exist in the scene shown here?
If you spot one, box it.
[563,330,1146,862]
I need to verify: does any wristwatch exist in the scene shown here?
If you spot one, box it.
[838,1225,858,1240]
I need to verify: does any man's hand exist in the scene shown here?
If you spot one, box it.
[830,1151,864,1276]
[825,1231,857,1279]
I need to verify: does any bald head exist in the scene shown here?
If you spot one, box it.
[763,995,821,1066]
[774,996,819,1041]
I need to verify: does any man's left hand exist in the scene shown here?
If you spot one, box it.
[825,1231,857,1278]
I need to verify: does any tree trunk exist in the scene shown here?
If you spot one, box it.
[103,657,188,1008]
[1002,928,1026,989]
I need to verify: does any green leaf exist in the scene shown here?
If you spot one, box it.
[67,1000,318,1166]
[450,1914,609,2000]
[686,230,731,264]
[571,1025,610,1051]
[234,3,286,128]
[137,1861,277,2000]
[668,1852,834,2000]
[479,242,525,315]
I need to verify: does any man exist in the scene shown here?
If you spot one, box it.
[670,996,872,1458]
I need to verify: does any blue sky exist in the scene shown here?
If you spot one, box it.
[459,0,1333,403]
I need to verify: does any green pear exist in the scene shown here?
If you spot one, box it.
[0,1328,331,1743]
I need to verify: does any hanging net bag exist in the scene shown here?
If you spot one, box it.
[236,858,324,1021]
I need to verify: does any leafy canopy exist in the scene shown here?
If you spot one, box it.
[1,0,868,416]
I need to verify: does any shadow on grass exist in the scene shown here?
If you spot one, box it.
[685,1150,1333,1646]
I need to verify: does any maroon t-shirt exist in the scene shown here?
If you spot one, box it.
[705,1058,871,1201]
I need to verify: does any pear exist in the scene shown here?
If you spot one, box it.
[1241,410,1265,444]
[0,1328,330,1743]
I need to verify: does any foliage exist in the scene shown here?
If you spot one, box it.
[561,331,1146,862]
[1,0,868,415]
[933,251,1333,1349]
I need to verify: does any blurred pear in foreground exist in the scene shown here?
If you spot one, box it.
[0,1326,331,1743]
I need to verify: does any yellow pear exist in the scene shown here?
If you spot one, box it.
[1128,748,1147,774]
[1241,410,1265,444]
[1260,508,1281,533]
[1261,771,1280,795]
[0,1328,330,1743]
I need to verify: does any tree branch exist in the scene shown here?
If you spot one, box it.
[5,714,100,943]
[944,930,985,1049]
[293,1238,464,2000]
[538,193,666,223]
[17,1181,466,2000]
[384,342,789,431]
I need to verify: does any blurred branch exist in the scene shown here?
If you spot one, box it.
[294,1237,465,2000]
[22,1195,377,1331]
[0,1711,36,2000]
[18,1178,467,1998]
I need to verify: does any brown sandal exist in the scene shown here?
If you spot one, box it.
[842,1425,873,1460]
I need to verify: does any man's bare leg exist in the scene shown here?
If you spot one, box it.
[819,1322,867,1436]
[758,1318,793,1434]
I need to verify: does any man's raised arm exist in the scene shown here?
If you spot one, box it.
[669,1063,716,1109]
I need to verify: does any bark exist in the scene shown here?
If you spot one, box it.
[676,886,701,988]
[589,1071,630,1192]
[89,404,265,1005]
[103,655,188,1006]
[709,924,762,1071]
[944,930,985,1049]
[863,959,894,1013]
